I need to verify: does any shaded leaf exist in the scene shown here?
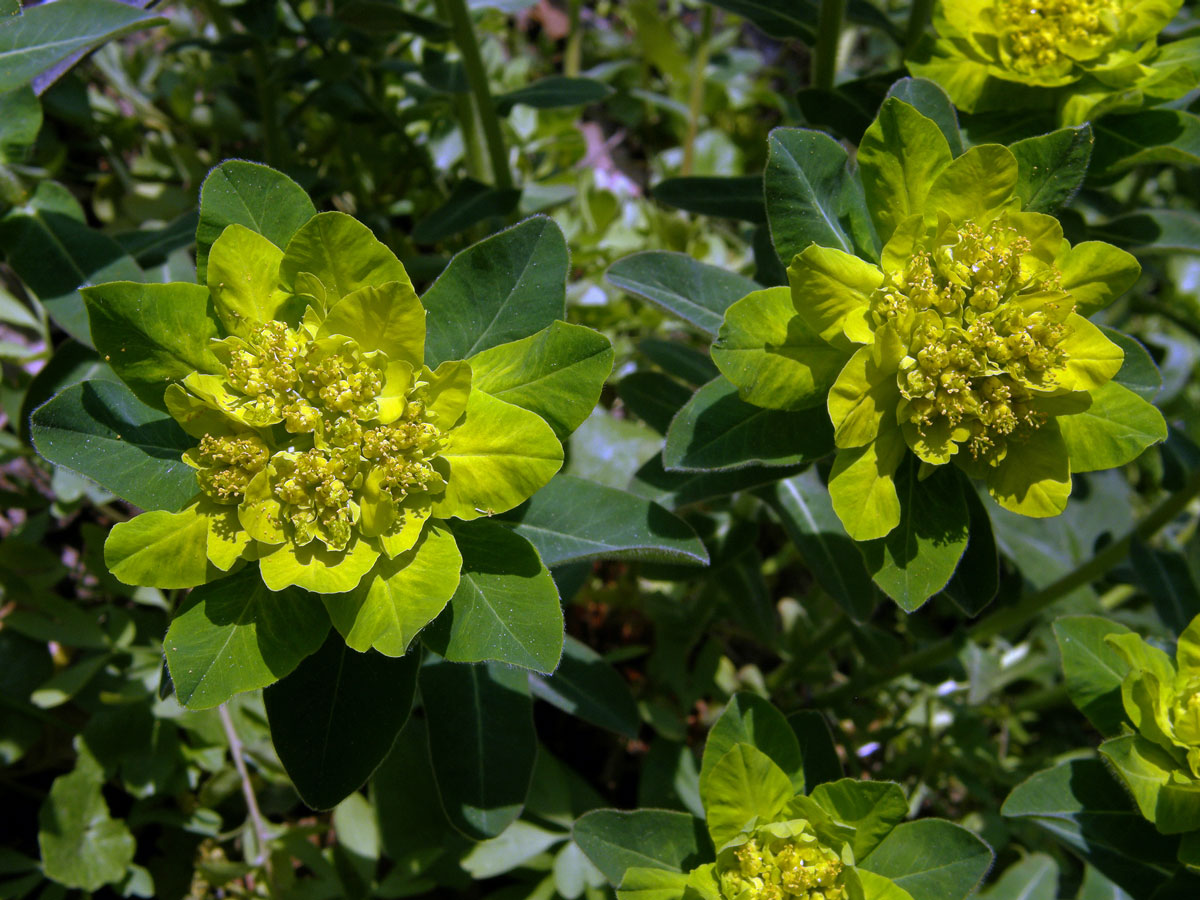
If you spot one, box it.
[606,252,760,337]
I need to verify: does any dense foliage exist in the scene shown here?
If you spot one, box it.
[6,1,1200,899]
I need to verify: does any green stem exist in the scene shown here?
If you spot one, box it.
[812,0,847,90]
[250,43,284,168]
[443,0,514,190]
[813,466,1200,706]
[904,0,935,54]
[564,0,583,77]
[219,705,275,890]
[682,5,714,177]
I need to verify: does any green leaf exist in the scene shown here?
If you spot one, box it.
[468,321,613,440]
[1001,759,1176,896]
[860,819,993,900]
[619,372,693,435]
[651,175,766,223]
[630,453,807,511]
[764,127,872,262]
[808,779,908,861]
[786,711,843,789]
[1053,615,1133,736]
[37,749,135,892]
[82,281,222,410]
[1010,125,1093,215]
[423,216,568,367]
[30,380,197,512]
[638,339,719,387]
[700,693,804,800]
[762,470,877,622]
[529,635,641,738]
[1100,734,1200,835]
[336,0,450,39]
[663,376,834,473]
[857,98,953,245]
[495,75,613,113]
[712,286,848,412]
[1076,866,1132,900]
[860,460,970,612]
[164,567,330,709]
[264,630,419,810]
[574,809,713,884]
[412,178,521,244]
[0,181,143,343]
[940,480,1000,616]
[114,209,198,267]
[1130,541,1200,638]
[323,524,462,657]
[280,211,410,304]
[1058,382,1166,473]
[884,78,963,157]
[1103,327,1161,402]
[104,505,211,589]
[0,84,40,164]
[703,742,793,848]
[496,474,708,567]
[196,159,316,284]
[461,820,566,879]
[1092,111,1200,178]
[0,0,166,93]
[426,520,564,673]
[420,657,536,839]
[1091,210,1200,254]
[606,251,761,337]
[978,854,1058,900]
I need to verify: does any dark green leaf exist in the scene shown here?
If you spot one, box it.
[496,76,613,113]
[860,461,970,612]
[0,0,166,93]
[885,77,963,156]
[861,819,993,900]
[764,127,873,263]
[1092,110,1200,177]
[496,474,708,567]
[1001,759,1176,896]
[637,338,719,386]
[0,181,142,343]
[165,567,330,709]
[1104,327,1161,402]
[420,657,536,839]
[195,159,316,284]
[1091,209,1200,254]
[786,710,843,789]
[372,718,466,859]
[264,631,419,810]
[618,371,693,434]
[423,215,568,367]
[606,251,760,337]
[336,0,450,39]
[31,380,197,512]
[700,693,804,796]
[426,520,564,673]
[412,178,521,244]
[1010,124,1093,214]
[663,377,834,472]
[1131,541,1200,634]
[940,478,1000,616]
[630,453,806,510]
[528,635,640,738]
[978,854,1058,900]
[762,469,878,622]
[651,175,766,223]
[0,85,40,163]
[573,809,712,884]
[113,210,199,267]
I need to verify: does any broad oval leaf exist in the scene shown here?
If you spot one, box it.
[528,635,641,738]
[860,819,993,900]
[574,809,713,885]
[700,693,804,800]
[606,252,760,337]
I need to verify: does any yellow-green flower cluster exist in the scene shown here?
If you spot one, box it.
[718,832,847,900]
[908,0,1198,124]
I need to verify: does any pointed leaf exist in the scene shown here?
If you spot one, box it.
[574,809,713,884]
[884,78,963,157]
[529,635,641,738]
[606,251,760,337]
[861,819,993,900]
[703,742,793,847]
[651,175,766,223]
[700,693,804,798]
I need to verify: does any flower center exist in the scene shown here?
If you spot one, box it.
[719,835,847,900]
[190,319,447,550]
[871,219,1073,463]
[1173,684,1200,747]
[994,0,1121,71]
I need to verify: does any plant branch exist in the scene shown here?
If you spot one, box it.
[564,0,583,77]
[219,704,274,885]
[904,0,935,54]
[443,0,514,190]
[812,0,847,91]
[812,466,1200,705]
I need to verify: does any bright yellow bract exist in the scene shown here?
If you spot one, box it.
[719,834,847,900]
[995,0,1120,72]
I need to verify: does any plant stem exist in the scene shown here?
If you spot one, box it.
[443,0,514,190]
[904,0,935,54]
[219,704,274,886]
[682,5,714,177]
[812,0,847,91]
[813,467,1200,705]
[564,0,583,77]
[250,43,284,168]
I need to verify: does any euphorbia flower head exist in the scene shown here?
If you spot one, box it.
[908,0,1199,124]
[713,100,1162,541]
